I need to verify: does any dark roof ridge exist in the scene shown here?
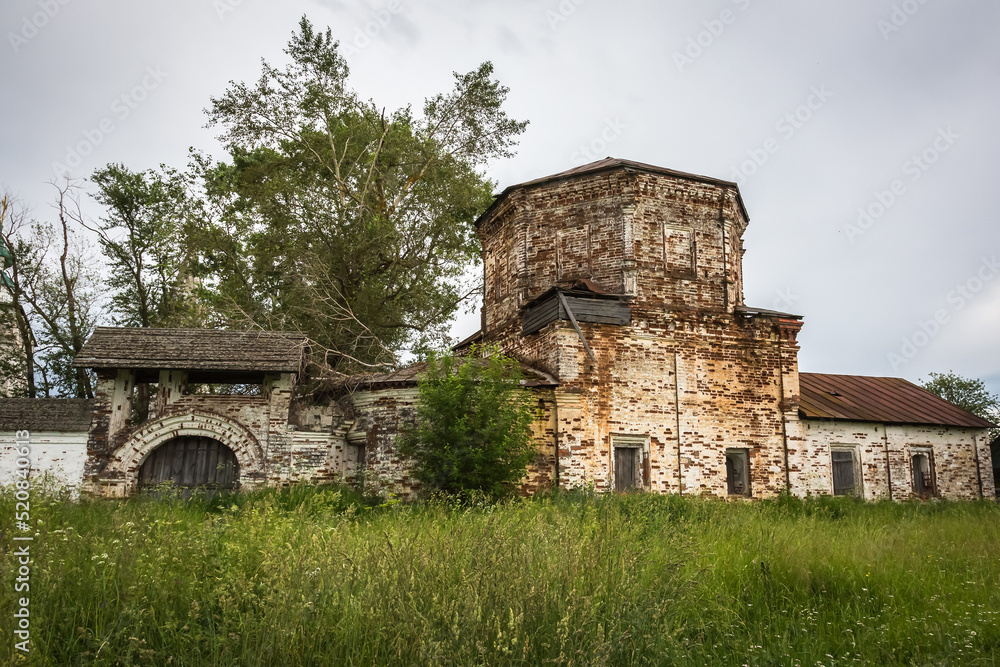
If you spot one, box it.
[476,157,749,227]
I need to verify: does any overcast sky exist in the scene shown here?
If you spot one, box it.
[2,0,998,394]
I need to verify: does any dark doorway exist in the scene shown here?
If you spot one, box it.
[911,451,935,498]
[614,447,640,492]
[138,436,239,496]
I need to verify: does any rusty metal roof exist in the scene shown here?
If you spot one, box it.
[507,157,742,195]
[74,327,308,373]
[476,157,749,227]
[346,359,558,391]
[0,398,94,432]
[799,373,996,428]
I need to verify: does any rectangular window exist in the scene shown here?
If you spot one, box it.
[911,448,936,498]
[725,448,750,497]
[612,435,648,492]
[830,447,860,496]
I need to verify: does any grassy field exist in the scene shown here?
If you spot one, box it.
[2,486,999,666]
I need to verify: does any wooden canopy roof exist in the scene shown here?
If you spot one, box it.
[73,327,308,373]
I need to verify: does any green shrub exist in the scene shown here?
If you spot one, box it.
[398,348,536,498]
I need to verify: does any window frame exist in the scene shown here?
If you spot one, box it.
[910,446,936,498]
[725,447,751,497]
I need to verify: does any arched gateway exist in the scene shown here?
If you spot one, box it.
[138,436,239,490]
[115,411,265,494]
[73,328,308,497]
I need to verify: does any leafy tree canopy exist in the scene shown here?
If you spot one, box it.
[193,17,527,372]
[398,349,538,498]
[921,371,1000,439]
[90,164,194,328]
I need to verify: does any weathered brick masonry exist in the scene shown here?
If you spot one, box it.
[13,157,992,501]
[467,157,995,500]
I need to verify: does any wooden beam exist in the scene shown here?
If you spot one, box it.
[557,291,596,363]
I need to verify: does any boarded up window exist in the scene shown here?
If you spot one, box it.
[831,448,859,496]
[664,225,695,275]
[726,448,750,496]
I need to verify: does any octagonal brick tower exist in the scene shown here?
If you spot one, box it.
[474,158,804,497]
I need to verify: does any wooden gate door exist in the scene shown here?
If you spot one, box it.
[138,436,239,493]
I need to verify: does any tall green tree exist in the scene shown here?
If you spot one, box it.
[921,371,1000,439]
[398,350,538,498]
[89,164,198,328]
[195,16,527,371]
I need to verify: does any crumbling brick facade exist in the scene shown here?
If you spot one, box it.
[21,158,993,501]
[474,160,803,497]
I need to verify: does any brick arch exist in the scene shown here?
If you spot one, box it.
[110,411,265,493]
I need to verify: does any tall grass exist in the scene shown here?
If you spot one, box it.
[2,488,999,665]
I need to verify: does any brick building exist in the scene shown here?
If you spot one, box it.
[3,157,994,500]
[461,157,995,499]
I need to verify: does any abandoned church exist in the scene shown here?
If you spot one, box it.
[1,158,996,500]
